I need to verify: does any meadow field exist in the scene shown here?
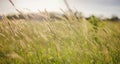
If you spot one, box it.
[0,15,120,64]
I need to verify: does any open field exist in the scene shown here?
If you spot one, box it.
[0,17,120,64]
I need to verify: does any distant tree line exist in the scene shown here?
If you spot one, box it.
[5,12,63,21]
[109,16,120,21]
[0,13,119,22]
[87,15,120,22]
[7,14,25,20]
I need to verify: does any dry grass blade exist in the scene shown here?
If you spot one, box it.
[15,9,23,14]
[9,0,23,14]
[63,0,73,13]
[9,0,15,7]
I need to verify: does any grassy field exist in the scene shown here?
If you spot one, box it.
[0,16,120,64]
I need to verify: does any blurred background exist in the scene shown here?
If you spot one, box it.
[0,0,120,18]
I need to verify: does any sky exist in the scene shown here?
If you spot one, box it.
[0,0,120,18]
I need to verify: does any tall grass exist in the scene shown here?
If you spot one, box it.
[0,15,120,64]
[0,0,119,64]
